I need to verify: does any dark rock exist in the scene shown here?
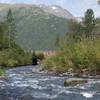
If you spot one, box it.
[19,95,33,100]
[32,57,38,65]
[64,79,88,86]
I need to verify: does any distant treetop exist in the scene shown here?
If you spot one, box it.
[98,0,100,5]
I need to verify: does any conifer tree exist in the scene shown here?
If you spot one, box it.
[98,0,100,5]
[84,9,95,37]
[6,8,16,48]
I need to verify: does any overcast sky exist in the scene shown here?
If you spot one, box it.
[0,0,100,17]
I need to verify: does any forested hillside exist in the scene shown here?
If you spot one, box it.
[0,4,72,50]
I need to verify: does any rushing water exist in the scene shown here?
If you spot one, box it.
[0,66,100,100]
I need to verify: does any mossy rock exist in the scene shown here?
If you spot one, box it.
[64,79,88,86]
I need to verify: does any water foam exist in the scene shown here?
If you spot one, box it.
[81,92,95,98]
[32,92,58,99]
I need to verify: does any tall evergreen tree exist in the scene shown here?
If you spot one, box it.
[84,9,95,37]
[6,8,16,48]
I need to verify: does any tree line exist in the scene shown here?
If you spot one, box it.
[0,9,16,50]
[0,9,32,69]
[67,9,98,40]
[42,9,100,75]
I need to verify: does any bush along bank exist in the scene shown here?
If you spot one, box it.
[42,37,100,76]
[42,9,100,76]
[0,48,32,68]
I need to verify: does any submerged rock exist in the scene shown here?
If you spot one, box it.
[19,95,33,100]
[64,79,88,86]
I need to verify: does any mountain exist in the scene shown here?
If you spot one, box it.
[0,4,74,50]
[39,5,74,19]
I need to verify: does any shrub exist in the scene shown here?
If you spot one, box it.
[0,69,5,76]
[6,59,18,67]
[0,48,32,67]
[37,53,45,60]
[42,37,100,74]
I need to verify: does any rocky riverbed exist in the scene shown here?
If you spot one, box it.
[0,65,100,100]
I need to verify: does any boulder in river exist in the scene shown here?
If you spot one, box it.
[64,79,88,86]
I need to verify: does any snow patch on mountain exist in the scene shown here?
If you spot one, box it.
[51,6,57,10]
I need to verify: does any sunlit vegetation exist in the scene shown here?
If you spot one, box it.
[0,9,32,75]
[42,9,100,75]
[0,4,69,50]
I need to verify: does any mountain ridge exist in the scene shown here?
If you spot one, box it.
[0,3,73,50]
[0,3,74,19]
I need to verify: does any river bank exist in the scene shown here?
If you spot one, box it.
[32,65,100,80]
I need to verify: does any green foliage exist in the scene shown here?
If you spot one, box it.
[67,20,83,40]
[16,14,68,50]
[6,59,18,67]
[92,18,100,36]
[67,9,96,40]
[0,22,9,50]
[0,69,5,76]
[84,9,95,37]
[0,5,69,50]
[36,53,45,60]
[55,34,60,48]
[6,8,16,48]
[98,0,100,5]
[0,11,32,68]
[32,51,37,58]
[0,48,31,67]
[43,37,100,74]
[43,9,100,74]
[96,18,100,24]
[31,51,45,61]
